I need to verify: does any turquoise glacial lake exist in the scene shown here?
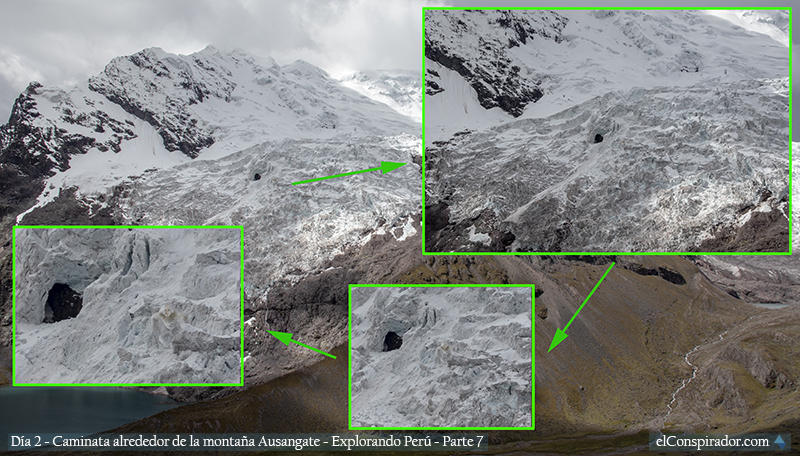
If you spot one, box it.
[0,386,179,447]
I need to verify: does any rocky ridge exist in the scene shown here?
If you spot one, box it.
[425,10,570,117]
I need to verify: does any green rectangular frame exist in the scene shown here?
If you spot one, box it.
[421,6,793,256]
[11,225,246,388]
[347,283,535,431]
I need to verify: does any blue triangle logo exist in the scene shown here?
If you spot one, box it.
[775,435,785,450]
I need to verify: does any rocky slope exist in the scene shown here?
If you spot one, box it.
[662,305,800,434]
[424,9,790,253]
[693,254,800,304]
[691,142,800,303]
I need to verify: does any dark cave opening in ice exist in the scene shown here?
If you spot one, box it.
[382,331,403,352]
[594,133,603,143]
[42,283,83,323]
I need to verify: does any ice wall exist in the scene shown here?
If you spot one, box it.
[14,228,242,384]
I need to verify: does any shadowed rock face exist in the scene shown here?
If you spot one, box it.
[43,283,82,323]
[626,263,686,285]
[691,206,790,252]
[425,10,567,117]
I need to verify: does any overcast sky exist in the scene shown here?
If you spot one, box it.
[0,1,796,138]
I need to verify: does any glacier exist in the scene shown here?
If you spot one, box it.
[113,134,422,290]
[14,228,241,384]
[424,9,790,253]
[426,78,790,252]
[0,45,423,388]
[350,286,532,428]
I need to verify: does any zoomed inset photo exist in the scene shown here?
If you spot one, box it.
[424,8,791,254]
[13,227,243,385]
[349,285,533,429]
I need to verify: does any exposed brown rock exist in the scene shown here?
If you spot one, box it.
[693,207,790,252]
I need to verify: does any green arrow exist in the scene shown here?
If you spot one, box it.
[291,161,406,185]
[548,262,615,353]
[267,330,337,359]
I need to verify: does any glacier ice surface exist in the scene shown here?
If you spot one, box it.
[14,228,242,384]
[350,287,533,428]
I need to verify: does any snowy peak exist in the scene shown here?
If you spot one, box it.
[282,59,331,78]
[87,45,270,157]
[425,9,790,138]
[337,69,422,122]
[87,46,417,159]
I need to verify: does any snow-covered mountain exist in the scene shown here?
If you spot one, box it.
[706,10,791,47]
[424,9,790,139]
[0,46,422,387]
[424,9,790,253]
[1,45,419,214]
[337,69,422,122]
